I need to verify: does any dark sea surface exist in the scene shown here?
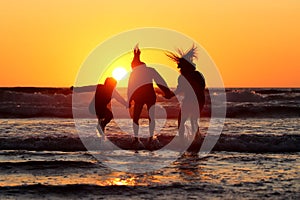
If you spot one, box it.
[0,87,299,118]
[0,87,299,199]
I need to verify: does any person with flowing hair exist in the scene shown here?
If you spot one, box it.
[166,45,206,140]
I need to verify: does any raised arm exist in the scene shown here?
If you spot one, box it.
[152,68,174,99]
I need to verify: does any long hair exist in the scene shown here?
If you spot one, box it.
[165,45,198,74]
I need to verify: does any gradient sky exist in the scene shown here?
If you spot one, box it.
[0,0,299,87]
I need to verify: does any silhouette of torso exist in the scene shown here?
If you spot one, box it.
[94,84,113,115]
[128,64,162,104]
[176,70,206,111]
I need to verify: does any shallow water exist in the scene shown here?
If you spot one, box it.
[0,150,299,199]
[0,118,299,199]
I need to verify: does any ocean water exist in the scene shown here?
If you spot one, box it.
[0,88,299,199]
[0,87,299,118]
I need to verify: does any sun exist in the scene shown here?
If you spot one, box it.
[112,67,128,81]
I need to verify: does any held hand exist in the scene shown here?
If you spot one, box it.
[126,101,131,109]
[164,91,175,99]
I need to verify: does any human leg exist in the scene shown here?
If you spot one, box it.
[96,108,113,138]
[190,117,199,135]
[146,102,155,138]
[96,117,106,139]
[133,103,144,137]
[178,110,181,129]
[101,108,113,130]
[178,113,188,140]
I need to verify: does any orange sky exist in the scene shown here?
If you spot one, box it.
[0,0,299,87]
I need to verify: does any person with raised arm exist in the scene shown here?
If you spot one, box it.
[127,44,174,146]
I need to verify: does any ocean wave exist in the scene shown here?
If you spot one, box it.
[226,90,264,102]
[0,184,209,198]
[254,88,300,94]
[0,88,299,118]
[0,90,72,105]
[0,160,97,169]
[0,134,299,153]
[0,184,148,198]
[226,89,300,102]
[225,104,300,118]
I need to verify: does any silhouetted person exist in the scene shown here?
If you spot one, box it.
[166,45,206,140]
[72,77,127,138]
[128,44,174,144]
